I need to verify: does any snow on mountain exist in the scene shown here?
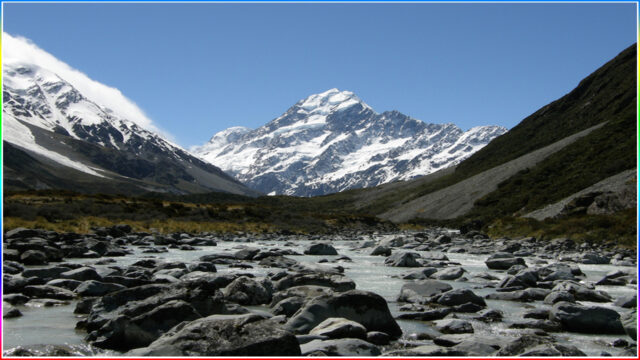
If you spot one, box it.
[2,33,255,196]
[193,88,507,196]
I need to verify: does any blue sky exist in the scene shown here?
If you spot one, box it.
[2,3,637,147]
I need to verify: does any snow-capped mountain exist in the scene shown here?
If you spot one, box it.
[193,88,507,196]
[3,33,256,196]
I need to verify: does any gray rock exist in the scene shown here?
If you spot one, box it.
[3,303,23,319]
[92,299,202,350]
[188,262,217,273]
[621,311,637,340]
[402,268,438,280]
[434,319,474,334]
[486,288,550,302]
[223,276,272,305]
[20,250,48,265]
[300,338,380,356]
[3,274,28,294]
[304,243,338,256]
[551,281,611,302]
[474,308,503,323]
[45,279,82,291]
[432,267,465,280]
[22,285,75,300]
[398,280,452,304]
[366,331,390,345]
[485,254,525,270]
[274,272,354,292]
[453,339,501,356]
[309,317,367,340]
[60,267,102,282]
[3,261,24,275]
[3,294,29,305]
[550,301,625,334]
[370,245,391,256]
[614,294,637,308]
[259,256,300,269]
[384,345,467,356]
[270,285,335,306]
[581,252,610,264]
[544,291,575,304]
[285,290,402,339]
[396,308,451,321]
[75,280,126,297]
[437,288,486,307]
[384,252,421,267]
[272,296,305,317]
[520,344,586,356]
[127,314,301,356]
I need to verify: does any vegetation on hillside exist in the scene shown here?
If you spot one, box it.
[3,190,394,235]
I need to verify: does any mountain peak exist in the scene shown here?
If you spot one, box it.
[296,88,369,114]
[194,89,507,196]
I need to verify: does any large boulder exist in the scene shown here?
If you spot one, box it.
[397,280,452,304]
[309,317,367,340]
[127,314,301,356]
[285,290,402,339]
[437,289,486,307]
[485,253,525,270]
[274,272,355,292]
[432,267,465,280]
[22,285,75,300]
[549,301,625,334]
[222,276,272,305]
[304,243,338,256]
[75,281,126,297]
[370,245,391,256]
[60,267,102,282]
[20,250,48,265]
[91,300,202,350]
[300,338,380,356]
[270,285,334,306]
[551,281,611,302]
[434,319,474,334]
[22,266,72,282]
[384,252,421,267]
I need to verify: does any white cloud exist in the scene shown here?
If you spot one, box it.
[2,32,161,134]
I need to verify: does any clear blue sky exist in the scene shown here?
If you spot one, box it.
[3,3,637,147]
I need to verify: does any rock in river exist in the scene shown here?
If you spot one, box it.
[285,290,402,339]
[549,301,625,334]
[127,314,301,356]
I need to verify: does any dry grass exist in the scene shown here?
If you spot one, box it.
[3,216,278,235]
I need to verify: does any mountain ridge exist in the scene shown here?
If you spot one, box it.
[193,88,507,196]
[2,43,258,197]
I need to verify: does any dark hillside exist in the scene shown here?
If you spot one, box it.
[456,43,636,177]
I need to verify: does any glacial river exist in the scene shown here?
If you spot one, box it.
[3,234,637,356]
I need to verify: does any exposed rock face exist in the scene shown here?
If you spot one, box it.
[127,314,301,356]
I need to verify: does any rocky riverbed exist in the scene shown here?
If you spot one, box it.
[2,226,638,356]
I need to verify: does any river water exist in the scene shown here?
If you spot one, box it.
[3,234,637,356]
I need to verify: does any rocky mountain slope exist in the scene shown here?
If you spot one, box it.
[2,34,257,196]
[348,43,637,226]
[193,89,506,196]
